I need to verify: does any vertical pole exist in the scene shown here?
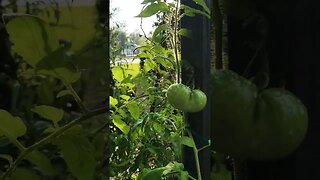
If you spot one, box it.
[181,0,212,179]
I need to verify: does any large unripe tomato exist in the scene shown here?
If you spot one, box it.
[211,70,258,158]
[166,83,207,113]
[247,89,308,161]
[211,70,308,161]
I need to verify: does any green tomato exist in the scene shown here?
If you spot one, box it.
[166,83,207,113]
[211,70,308,161]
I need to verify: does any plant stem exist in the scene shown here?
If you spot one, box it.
[64,82,88,113]
[188,175,197,180]
[0,107,107,179]
[186,129,202,180]
[173,0,181,83]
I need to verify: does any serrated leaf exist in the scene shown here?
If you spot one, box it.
[110,96,118,107]
[56,89,72,98]
[31,105,64,125]
[126,102,141,120]
[192,0,210,14]
[136,2,169,17]
[180,136,196,148]
[25,150,56,175]
[178,28,192,39]
[11,168,40,180]
[5,15,58,67]
[0,110,26,141]
[112,115,130,134]
[54,129,95,180]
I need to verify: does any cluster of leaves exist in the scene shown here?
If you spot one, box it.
[0,2,108,180]
[109,0,214,179]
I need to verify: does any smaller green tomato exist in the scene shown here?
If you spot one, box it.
[166,83,207,113]
[186,89,207,112]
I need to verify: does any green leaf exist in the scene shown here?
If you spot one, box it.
[152,122,163,134]
[5,15,59,67]
[25,150,56,175]
[110,96,118,107]
[0,110,26,140]
[152,24,169,41]
[192,0,211,14]
[112,115,130,134]
[126,102,141,120]
[31,105,64,125]
[180,136,196,148]
[141,0,158,4]
[54,128,96,180]
[178,28,192,39]
[181,4,210,19]
[111,66,125,82]
[120,95,130,101]
[35,47,81,84]
[11,168,40,180]
[138,167,166,180]
[144,59,157,72]
[136,2,169,17]
[56,90,72,98]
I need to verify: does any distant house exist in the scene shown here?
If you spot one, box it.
[123,42,139,56]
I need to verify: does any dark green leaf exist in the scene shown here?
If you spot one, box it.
[181,4,210,19]
[0,110,26,141]
[138,167,166,180]
[31,105,64,126]
[11,168,40,180]
[56,90,72,98]
[25,150,56,175]
[126,102,141,120]
[136,2,169,17]
[54,128,96,180]
[192,0,211,14]
[178,28,192,39]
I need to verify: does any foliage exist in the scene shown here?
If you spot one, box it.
[0,1,108,179]
[109,0,213,179]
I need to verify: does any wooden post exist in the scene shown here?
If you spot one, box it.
[181,0,212,179]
